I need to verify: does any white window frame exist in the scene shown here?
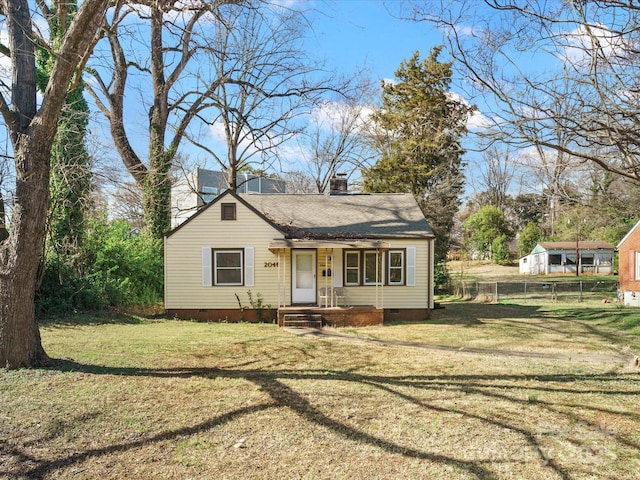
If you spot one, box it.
[344,250,360,286]
[214,249,243,286]
[364,251,382,285]
[635,251,640,281]
[388,250,404,285]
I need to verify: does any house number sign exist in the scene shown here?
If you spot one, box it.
[264,262,279,268]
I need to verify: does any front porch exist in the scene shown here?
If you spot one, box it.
[278,305,383,328]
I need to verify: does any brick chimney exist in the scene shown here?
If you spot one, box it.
[329,173,348,194]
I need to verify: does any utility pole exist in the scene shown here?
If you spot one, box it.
[575,228,580,277]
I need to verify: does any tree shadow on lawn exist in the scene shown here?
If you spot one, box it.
[429,301,640,354]
[549,306,640,331]
[537,307,640,351]
[8,359,640,480]
[428,302,542,326]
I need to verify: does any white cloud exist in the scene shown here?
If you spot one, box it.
[309,100,374,134]
[447,91,491,130]
[558,24,630,69]
[466,109,491,130]
[277,141,310,165]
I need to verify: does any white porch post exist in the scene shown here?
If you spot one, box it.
[282,249,287,308]
[277,250,280,307]
[324,250,332,307]
[381,249,385,309]
[375,249,384,309]
[329,249,334,306]
[375,250,379,308]
[277,249,282,308]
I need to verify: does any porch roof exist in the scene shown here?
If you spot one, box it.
[534,241,615,253]
[268,238,391,251]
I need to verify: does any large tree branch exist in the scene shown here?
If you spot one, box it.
[37,0,110,133]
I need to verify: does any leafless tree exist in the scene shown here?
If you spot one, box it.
[404,1,640,185]
[110,182,146,230]
[293,81,378,193]
[473,147,514,210]
[86,0,338,238]
[282,170,317,193]
[183,3,345,192]
[0,0,109,368]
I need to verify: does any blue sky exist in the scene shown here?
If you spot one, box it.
[172,1,453,177]
[308,1,445,83]
[84,1,481,192]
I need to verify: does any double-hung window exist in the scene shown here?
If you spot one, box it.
[344,249,409,286]
[364,251,383,285]
[345,251,360,285]
[388,250,404,285]
[214,250,243,285]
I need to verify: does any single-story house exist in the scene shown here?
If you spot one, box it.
[519,241,614,275]
[617,220,640,306]
[164,189,436,327]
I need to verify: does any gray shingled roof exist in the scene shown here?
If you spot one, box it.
[240,193,434,239]
[538,241,614,250]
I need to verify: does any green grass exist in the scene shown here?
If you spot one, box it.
[2,302,640,479]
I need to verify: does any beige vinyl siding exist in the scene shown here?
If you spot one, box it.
[329,241,433,309]
[165,198,287,309]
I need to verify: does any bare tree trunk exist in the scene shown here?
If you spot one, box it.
[0,137,52,367]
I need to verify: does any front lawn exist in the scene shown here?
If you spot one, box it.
[2,302,639,479]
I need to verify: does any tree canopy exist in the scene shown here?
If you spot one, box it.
[408,1,640,185]
[86,0,339,238]
[464,205,513,260]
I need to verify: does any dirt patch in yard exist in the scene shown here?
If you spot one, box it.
[448,260,522,280]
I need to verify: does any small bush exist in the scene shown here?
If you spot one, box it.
[434,261,451,293]
[492,235,511,266]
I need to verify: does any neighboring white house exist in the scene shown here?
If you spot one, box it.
[519,241,614,275]
[170,168,286,228]
[164,189,436,326]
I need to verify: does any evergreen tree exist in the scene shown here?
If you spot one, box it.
[364,48,472,264]
[517,222,544,257]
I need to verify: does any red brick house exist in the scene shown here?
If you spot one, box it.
[617,220,640,306]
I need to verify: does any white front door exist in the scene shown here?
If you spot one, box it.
[292,250,316,303]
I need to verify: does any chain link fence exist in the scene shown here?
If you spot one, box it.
[453,280,619,304]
